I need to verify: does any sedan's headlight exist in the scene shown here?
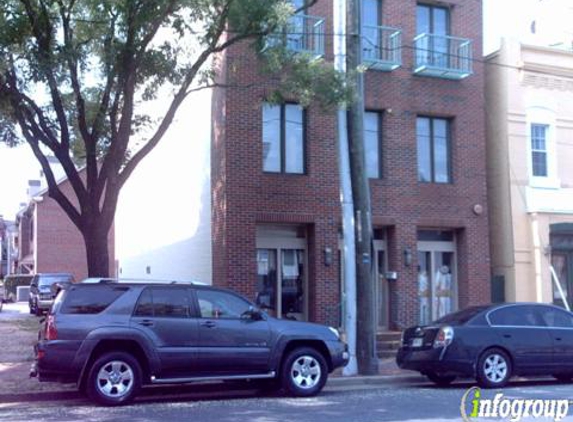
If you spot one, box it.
[328,326,340,339]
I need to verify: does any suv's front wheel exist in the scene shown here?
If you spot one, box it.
[281,347,327,397]
[86,352,141,406]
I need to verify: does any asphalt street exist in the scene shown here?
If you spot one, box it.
[3,377,573,422]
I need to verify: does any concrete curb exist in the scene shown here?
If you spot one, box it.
[0,374,427,404]
[327,374,427,388]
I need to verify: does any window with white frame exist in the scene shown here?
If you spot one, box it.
[262,103,305,174]
[531,124,548,177]
[527,106,558,188]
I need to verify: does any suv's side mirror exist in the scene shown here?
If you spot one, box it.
[241,306,264,321]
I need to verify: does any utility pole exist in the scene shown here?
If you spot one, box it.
[346,0,379,375]
[334,0,358,377]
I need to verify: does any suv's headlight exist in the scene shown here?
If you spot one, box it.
[328,327,340,339]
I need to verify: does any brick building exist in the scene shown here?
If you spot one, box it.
[16,173,115,282]
[212,0,490,330]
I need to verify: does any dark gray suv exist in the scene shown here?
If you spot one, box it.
[31,282,348,405]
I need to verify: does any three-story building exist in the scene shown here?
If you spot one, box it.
[212,0,490,330]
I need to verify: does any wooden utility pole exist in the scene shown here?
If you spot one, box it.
[346,0,379,375]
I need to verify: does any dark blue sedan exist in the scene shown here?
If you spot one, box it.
[396,303,573,387]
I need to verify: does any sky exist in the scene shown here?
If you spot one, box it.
[1,0,572,221]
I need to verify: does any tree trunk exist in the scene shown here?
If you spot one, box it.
[347,0,379,375]
[82,220,111,278]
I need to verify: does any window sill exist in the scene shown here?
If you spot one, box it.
[529,177,560,190]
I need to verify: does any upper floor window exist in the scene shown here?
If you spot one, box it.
[417,117,451,183]
[531,124,548,177]
[416,4,449,36]
[527,107,558,188]
[262,103,305,174]
[365,111,382,178]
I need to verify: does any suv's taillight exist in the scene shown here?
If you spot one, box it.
[46,315,58,340]
[433,326,454,348]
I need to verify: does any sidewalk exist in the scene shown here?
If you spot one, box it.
[0,302,423,403]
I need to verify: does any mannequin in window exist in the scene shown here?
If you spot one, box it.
[435,265,452,318]
[418,268,430,325]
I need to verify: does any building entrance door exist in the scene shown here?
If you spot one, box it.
[256,226,307,321]
[374,241,388,330]
[417,233,457,325]
[552,252,573,309]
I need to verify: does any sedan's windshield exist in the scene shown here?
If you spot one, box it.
[432,306,489,325]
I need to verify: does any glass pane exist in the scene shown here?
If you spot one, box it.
[377,250,387,327]
[281,249,304,319]
[134,289,153,317]
[418,251,431,325]
[433,120,449,183]
[262,104,281,172]
[416,118,432,182]
[552,253,568,306]
[152,288,189,318]
[363,0,380,28]
[285,104,304,174]
[433,252,454,320]
[490,306,538,326]
[433,7,448,35]
[416,5,430,35]
[256,249,277,313]
[364,112,380,178]
[532,152,548,177]
[196,290,251,319]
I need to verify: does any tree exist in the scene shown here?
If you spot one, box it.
[0,0,344,276]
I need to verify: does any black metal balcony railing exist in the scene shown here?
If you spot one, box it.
[413,33,472,80]
[362,25,402,71]
[265,14,325,59]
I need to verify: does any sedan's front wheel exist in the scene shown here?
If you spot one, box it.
[281,347,328,397]
[86,352,141,406]
[476,348,512,388]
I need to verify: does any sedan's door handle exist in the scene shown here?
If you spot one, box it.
[555,337,563,341]
[201,321,217,328]
[138,320,154,327]
[503,334,512,339]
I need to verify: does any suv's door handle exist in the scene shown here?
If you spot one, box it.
[201,321,217,328]
[138,320,154,327]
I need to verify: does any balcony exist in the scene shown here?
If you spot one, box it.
[362,25,402,71]
[264,14,325,59]
[413,33,472,80]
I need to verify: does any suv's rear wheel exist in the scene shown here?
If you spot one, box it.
[86,352,141,406]
[281,347,327,397]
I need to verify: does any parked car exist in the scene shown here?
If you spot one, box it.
[29,273,74,316]
[397,303,573,388]
[31,282,348,406]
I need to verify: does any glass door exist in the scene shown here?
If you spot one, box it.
[256,248,306,320]
[375,244,388,330]
[417,241,456,324]
[552,252,571,309]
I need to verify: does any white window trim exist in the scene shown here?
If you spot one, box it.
[526,107,559,189]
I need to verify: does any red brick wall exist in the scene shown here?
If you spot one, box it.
[212,0,490,328]
[34,178,115,282]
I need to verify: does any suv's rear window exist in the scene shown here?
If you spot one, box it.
[61,287,128,314]
[37,276,74,289]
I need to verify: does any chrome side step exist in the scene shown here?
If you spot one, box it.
[150,371,276,384]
